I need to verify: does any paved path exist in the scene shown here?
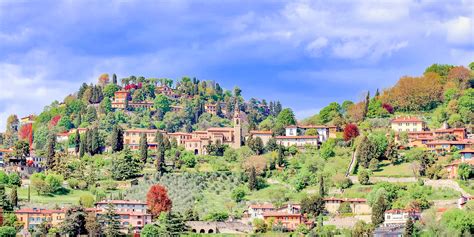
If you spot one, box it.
[348,176,470,196]
[345,151,357,177]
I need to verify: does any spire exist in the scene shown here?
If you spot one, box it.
[234,101,241,118]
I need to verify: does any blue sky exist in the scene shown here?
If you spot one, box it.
[0,0,473,131]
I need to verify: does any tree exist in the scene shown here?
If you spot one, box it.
[110,125,124,153]
[45,173,64,193]
[46,133,56,170]
[369,158,379,171]
[0,226,16,237]
[248,166,257,191]
[265,138,278,152]
[318,175,325,197]
[458,163,472,180]
[60,206,87,236]
[404,217,414,237]
[277,145,286,167]
[0,184,12,211]
[343,124,359,141]
[141,224,160,237]
[13,140,29,164]
[231,186,246,203]
[84,106,98,123]
[385,141,399,165]
[18,123,33,148]
[352,220,373,237]
[320,139,335,159]
[79,135,86,158]
[425,63,453,78]
[146,185,172,216]
[155,132,166,176]
[9,186,17,208]
[363,91,370,119]
[371,188,388,226]
[358,169,371,185]
[102,203,121,237]
[139,133,148,164]
[111,147,140,180]
[319,102,342,124]
[85,212,101,236]
[300,195,325,217]
[249,137,264,155]
[154,94,171,113]
[356,136,378,169]
[157,211,188,235]
[276,108,296,126]
[8,173,21,187]
[74,129,81,154]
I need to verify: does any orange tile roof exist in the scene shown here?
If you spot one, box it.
[249,203,275,209]
[275,136,319,139]
[263,212,302,217]
[96,200,147,205]
[391,117,424,123]
[15,208,65,214]
[249,130,273,135]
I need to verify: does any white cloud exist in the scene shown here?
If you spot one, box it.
[306,37,328,57]
[445,16,473,45]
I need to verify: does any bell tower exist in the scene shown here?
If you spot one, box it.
[233,103,242,148]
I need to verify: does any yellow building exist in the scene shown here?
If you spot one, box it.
[15,208,65,230]
[390,117,426,132]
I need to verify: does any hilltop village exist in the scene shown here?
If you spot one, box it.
[0,63,473,236]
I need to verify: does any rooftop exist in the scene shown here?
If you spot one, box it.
[391,117,424,123]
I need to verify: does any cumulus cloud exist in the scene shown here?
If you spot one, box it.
[445,16,473,45]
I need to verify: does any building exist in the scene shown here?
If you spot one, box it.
[15,208,66,230]
[187,221,252,234]
[123,129,165,150]
[205,103,218,115]
[111,90,130,109]
[167,132,193,146]
[323,197,371,215]
[246,203,276,220]
[444,159,474,179]
[275,135,320,148]
[426,140,472,153]
[460,148,474,160]
[390,117,426,132]
[95,200,152,232]
[382,209,421,227]
[262,212,312,231]
[170,105,183,113]
[183,108,242,155]
[128,101,154,109]
[457,195,474,209]
[248,131,273,145]
[20,115,36,125]
[284,125,337,143]
[156,85,174,96]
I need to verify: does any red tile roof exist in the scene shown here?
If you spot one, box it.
[95,200,147,205]
[263,212,302,217]
[249,130,273,135]
[15,208,65,214]
[275,136,319,139]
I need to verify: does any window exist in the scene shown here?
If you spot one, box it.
[399,123,402,126]
[413,128,417,132]
[406,123,409,126]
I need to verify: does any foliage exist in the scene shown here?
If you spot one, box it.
[371,188,389,226]
[458,163,472,180]
[147,184,172,216]
[300,194,325,217]
[338,202,353,214]
[276,108,296,126]
[111,147,140,180]
[0,227,16,237]
[343,123,359,141]
[231,186,246,203]
[102,203,121,237]
[60,206,87,236]
[141,224,160,237]
[358,169,371,185]
[157,212,188,235]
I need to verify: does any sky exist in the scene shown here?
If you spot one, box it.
[0,0,473,131]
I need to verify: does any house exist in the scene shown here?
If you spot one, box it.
[457,195,474,209]
[15,208,66,230]
[20,115,36,125]
[95,200,152,232]
[111,90,130,109]
[390,117,426,132]
[426,140,472,153]
[128,101,154,109]
[284,125,337,143]
[275,135,319,148]
[246,203,276,220]
[170,105,183,113]
[167,132,193,146]
[183,108,242,155]
[123,129,166,150]
[383,209,420,227]
[460,148,474,160]
[444,159,474,179]
[248,131,273,145]
[156,85,174,96]
[262,212,312,231]
[323,197,371,215]
[56,132,70,143]
[204,103,218,115]
[433,128,467,140]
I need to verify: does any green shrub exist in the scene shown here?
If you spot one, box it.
[78,180,88,190]
[67,178,79,189]
[45,173,64,193]
[338,202,353,214]
[0,171,9,185]
[8,173,21,187]
[101,180,118,190]
[79,194,95,208]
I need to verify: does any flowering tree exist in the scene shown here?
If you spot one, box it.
[50,115,61,127]
[18,123,33,148]
[146,184,172,216]
[343,123,360,141]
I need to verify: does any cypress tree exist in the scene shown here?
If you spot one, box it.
[404,217,414,237]
[91,127,100,155]
[363,91,370,119]
[248,166,257,190]
[319,174,325,197]
[0,184,12,211]
[277,145,285,167]
[10,186,18,208]
[46,133,56,170]
[156,132,165,176]
[371,190,388,226]
[139,133,148,164]
[111,125,123,152]
[74,129,81,154]
[112,73,117,85]
[79,137,85,158]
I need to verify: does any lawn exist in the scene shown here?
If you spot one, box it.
[12,187,95,208]
[372,161,415,177]
[247,183,307,204]
[338,184,374,198]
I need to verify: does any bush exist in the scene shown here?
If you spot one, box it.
[8,173,21,187]
[231,186,246,203]
[180,152,196,168]
[78,180,88,190]
[252,219,268,233]
[30,173,50,195]
[45,173,64,193]
[79,194,95,208]
[67,178,79,189]
[358,169,371,185]
[0,226,16,237]
[204,212,228,221]
[333,173,353,189]
[0,171,9,185]
[101,180,118,190]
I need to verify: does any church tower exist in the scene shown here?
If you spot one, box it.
[233,103,242,148]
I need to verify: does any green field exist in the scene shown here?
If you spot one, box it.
[372,161,415,177]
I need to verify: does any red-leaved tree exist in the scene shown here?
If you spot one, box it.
[146,184,172,216]
[382,103,394,114]
[18,123,33,149]
[50,115,61,126]
[343,123,360,141]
